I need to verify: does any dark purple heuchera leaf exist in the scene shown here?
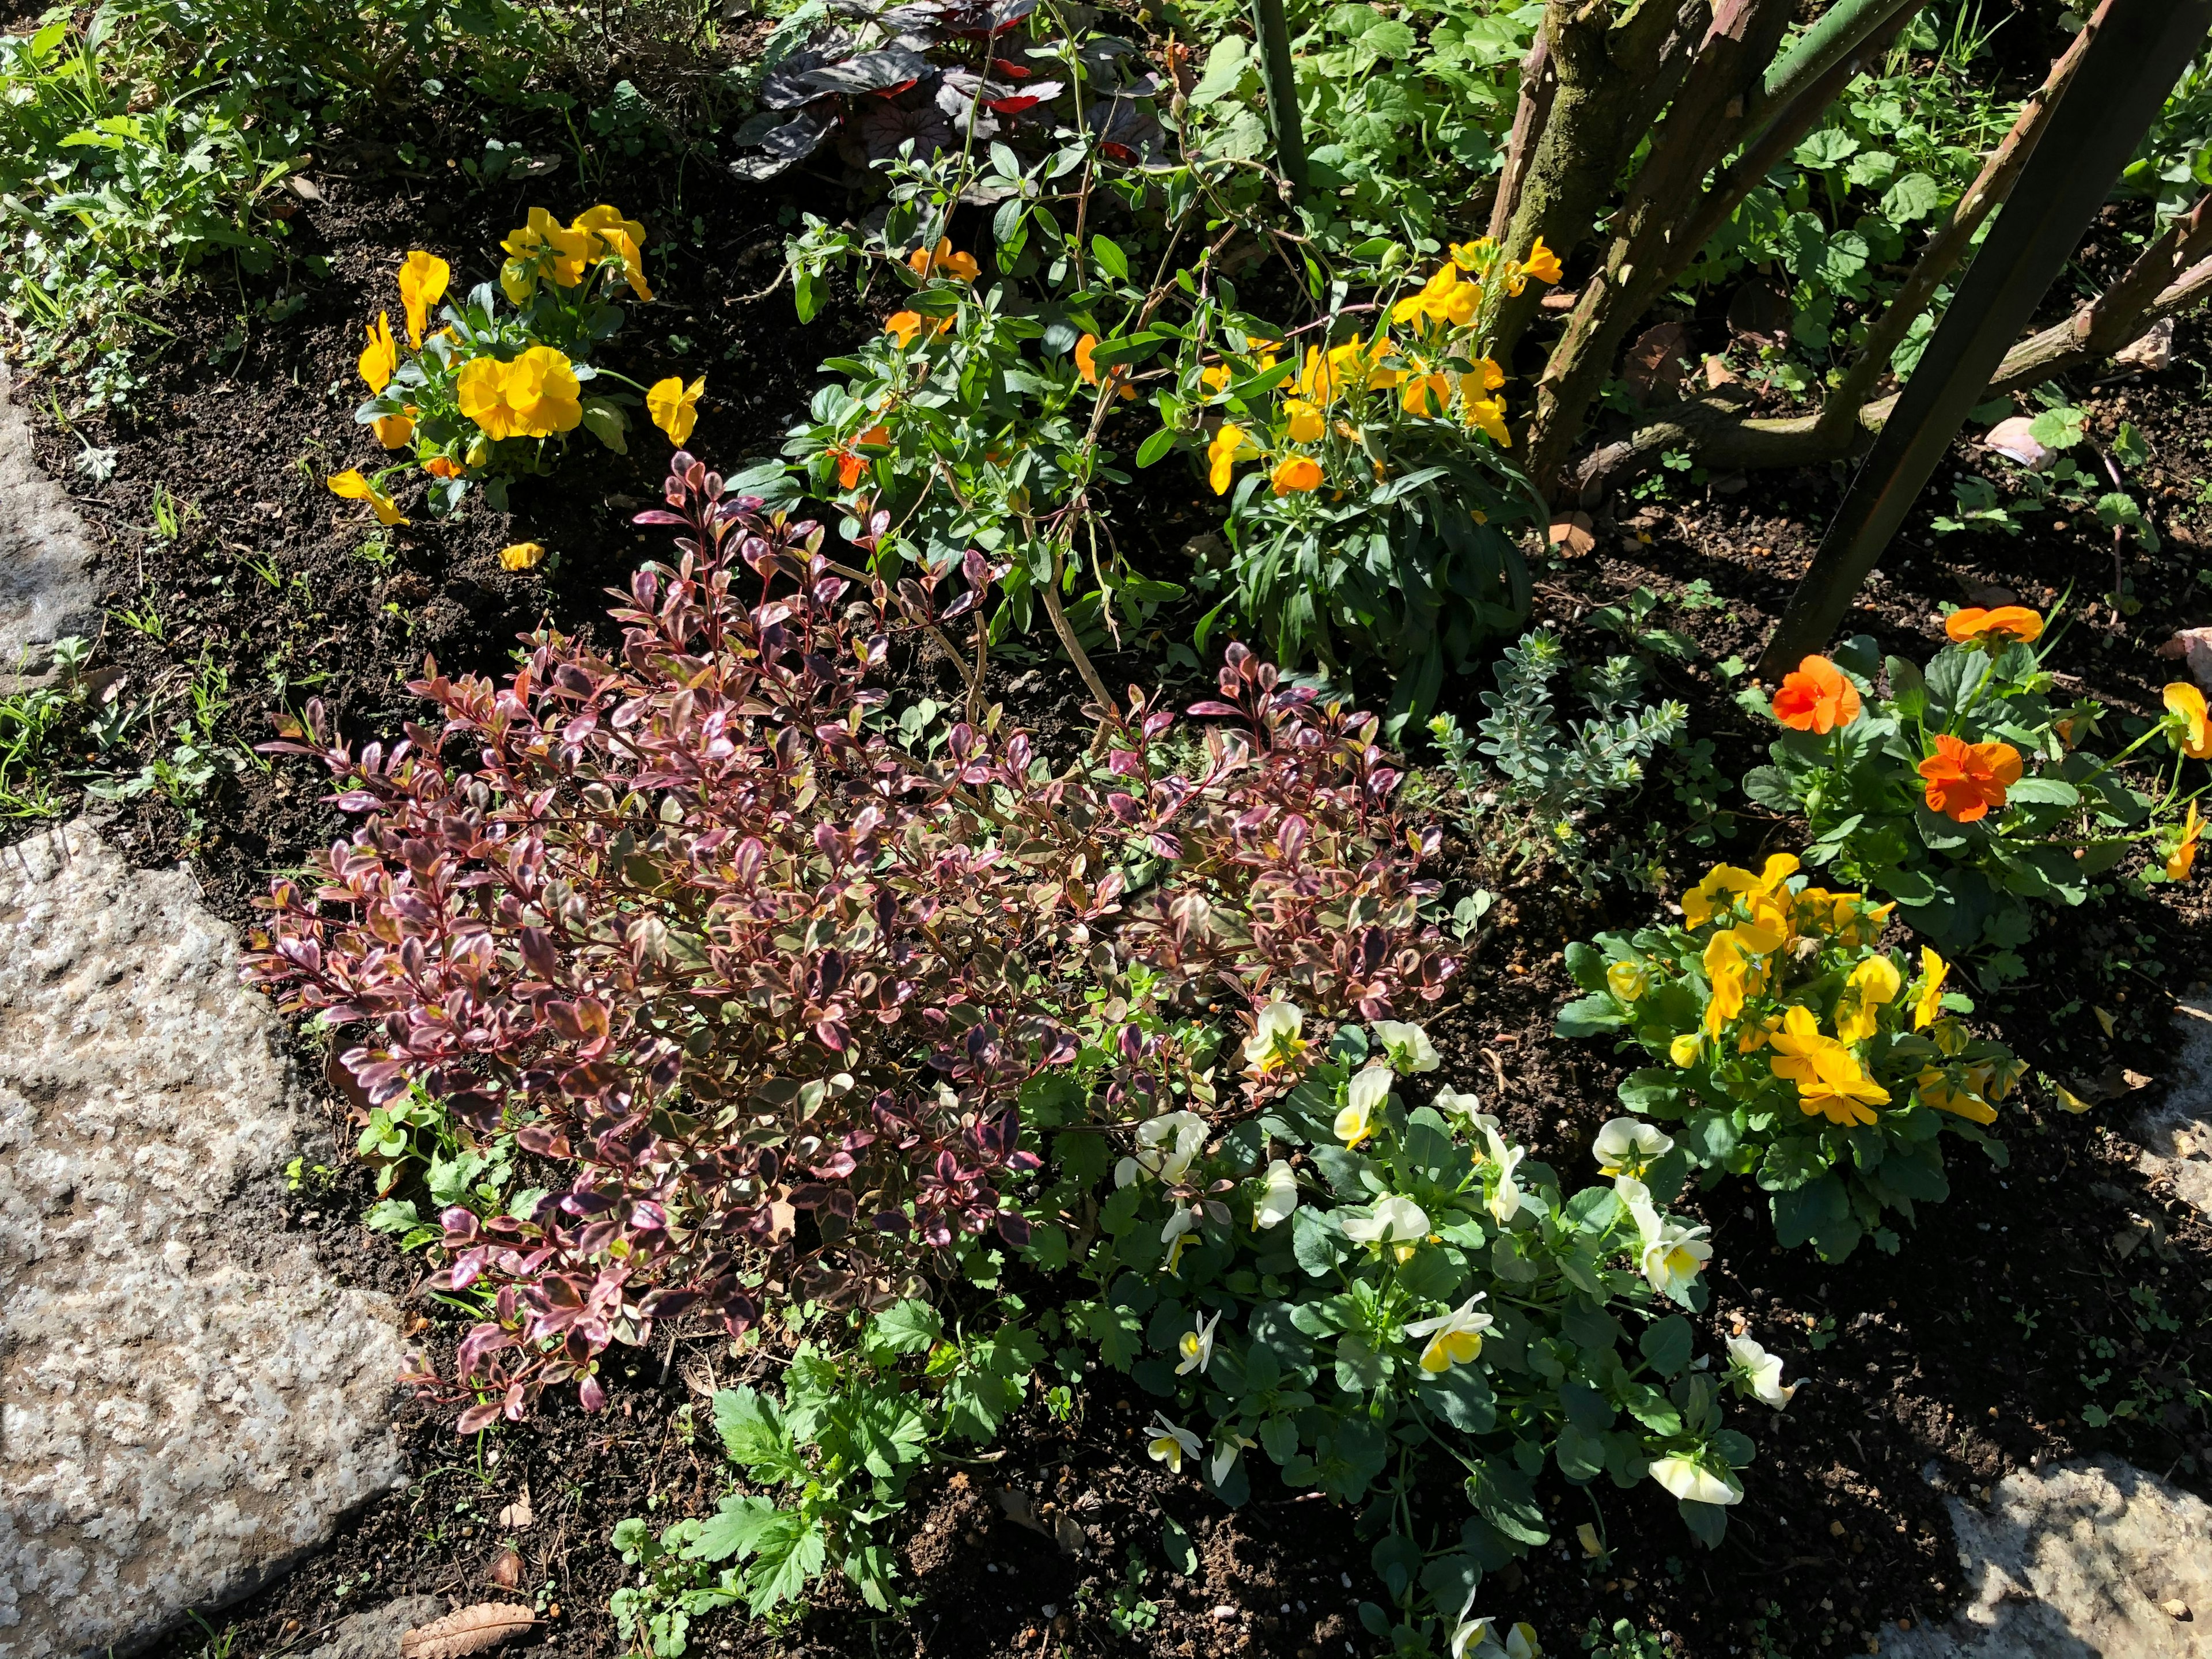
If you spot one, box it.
[242,453,1460,1430]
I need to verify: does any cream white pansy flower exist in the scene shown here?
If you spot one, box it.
[1505,1623,1541,1659]
[1481,1125,1526,1223]
[1725,1334,1796,1410]
[1335,1064,1392,1148]
[1341,1193,1430,1244]
[1431,1086,1497,1135]
[1146,1413,1202,1475]
[1447,1613,1499,1659]
[1253,1158,1300,1230]
[1117,1110,1208,1187]
[1161,1203,1206,1275]
[1592,1118,1674,1180]
[1638,1214,1713,1302]
[1243,999,1308,1072]
[1647,1453,1741,1507]
[1209,1428,1256,1486]
[1176,1309,1221,1376]
[1370,1019,1440,1074]
[1403,1293,1492,1373]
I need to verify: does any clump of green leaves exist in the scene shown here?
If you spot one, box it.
[1938,394,2162,555]
[1047,1001,1764,1657]
[1427,630,1686,877]
[1742,625,2198,979]
[610,1301,1043,1653]
[1173,0,1541,260]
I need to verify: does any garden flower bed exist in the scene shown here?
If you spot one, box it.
[6,3,2212,1657]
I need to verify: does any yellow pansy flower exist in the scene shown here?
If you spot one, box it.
[396,251,449,349]
[371,407,415,449]
[502,207,590,288]
[358,312,397,393]
[1834,954,1903,1044]
[570,204,647,260]
[1766,1005,1889,1126]
[646,374,705,446]
[1912,948,1948,1029]
[499,541,547,571]
[327,468,408,527]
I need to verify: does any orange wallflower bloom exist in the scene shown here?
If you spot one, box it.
[908,239,980,282]
[836,423,889,489]
[1771,656,1861,734]
[1944,605,2044,646]
[1918,733,2022,823]
[1270,456,1323,495]
[1075,334,1137,400]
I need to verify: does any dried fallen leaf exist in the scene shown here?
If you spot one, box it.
[400,1604,536,1659]
[1984,415,2054,471]
[1622,321,1694,406]
[2094,1005,2118,1039]
[2156,626,2212,690]
[2116,318,2175,371]
[496,1488,533,1531]
[1702,354,1738,389]
[1546,512,1595,556]
[1726,281,1791,346]
[996,1487,1050,1536]
[487,1546,522,1590]
[1054,1514,1090,1559]
[1575,1522,1603,1557]
[2162,1598,2192,1620]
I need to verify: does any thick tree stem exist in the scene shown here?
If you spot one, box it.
[1741,0,1921,147]
[1487,33,1555,243]
[1478,0,1698,369]
[1522,0,1799,491]
[1567,249,2212,501]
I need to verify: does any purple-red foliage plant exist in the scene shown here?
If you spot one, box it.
[243,452,1463,1430]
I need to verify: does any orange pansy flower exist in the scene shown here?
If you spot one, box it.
[1944,605,2044,646]
[1771,656,1862,734]
[1918,733,2022,823]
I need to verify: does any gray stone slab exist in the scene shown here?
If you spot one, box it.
[1885,1455,2212,1657]
[2136,997,2212,1219]
[301,1594,443,1659]
[0,821,409,1658]
[0,354,100,682]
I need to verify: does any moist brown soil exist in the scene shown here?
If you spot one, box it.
[25,79,2212,1659]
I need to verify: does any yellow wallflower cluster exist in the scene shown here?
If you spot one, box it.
[1195,236,1559,501]
[1601,853,2021,1131]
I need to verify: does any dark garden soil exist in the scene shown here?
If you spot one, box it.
[25,75,2212,1659]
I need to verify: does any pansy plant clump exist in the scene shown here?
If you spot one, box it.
[1742,608,2208,978]
[245,452,1461,1427]
[1557,851,2022,1261]
[335,206,702,518]
[1172,238,1562,719]
[1041,1003,1776,1656]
